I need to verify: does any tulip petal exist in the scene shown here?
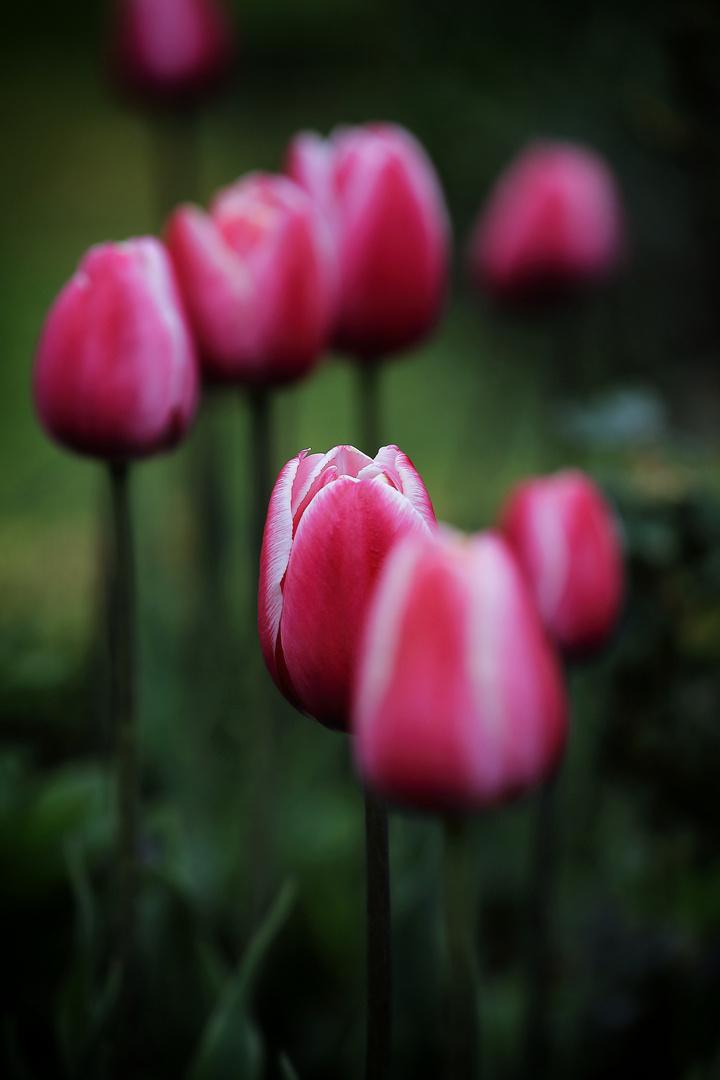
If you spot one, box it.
[280,474,433,730]
[258,453,303,688]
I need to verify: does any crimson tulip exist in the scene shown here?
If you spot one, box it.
[33,237,199,460]
[354,528,568,813]
[109,0,234,103]
[258,444,436,731]
[469,140,626,306]
[499,469,624,657]
[286,123,450,359]
[166,173,337,386]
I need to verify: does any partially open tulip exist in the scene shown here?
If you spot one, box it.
[259,444,436,731]
[500,470,624,656]
[110,0,234,104]
[166,173,337,385]
[354,529,568,813]
[286,123,450,359]
[33,238,199,460]
[469,141,626,306]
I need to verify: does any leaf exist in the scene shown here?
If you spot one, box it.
[279,1052,301,1080]
[186,880,296,1080]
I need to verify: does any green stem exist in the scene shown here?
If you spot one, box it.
[108,462,138,1076]
[522,778,558,1080]
[443,816,479,1080]
[151,107,201,226]
[358,361,382,455]
[249,387,273,590]
[364,791,392,1080]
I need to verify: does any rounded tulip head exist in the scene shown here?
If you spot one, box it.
[33,237,199,461]
[286,122,450,360]
[469,141,626,307]
[166,173,337,386]
[259,444,436,732]
[109,0,234,105]
[354,529,568,814]
[500,470,624,657]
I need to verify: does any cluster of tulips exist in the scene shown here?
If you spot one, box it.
[31,0,630,1076]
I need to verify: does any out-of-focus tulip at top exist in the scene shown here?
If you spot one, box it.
[469,140,626,307]
[286,123,450,359]
[33,238,199,460]
[259,444,436,731]
[500,470,624,657]
[166,173,337,386]
[354,528,568,813]
[109,0,235,104]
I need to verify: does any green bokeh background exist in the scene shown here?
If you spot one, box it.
[4,1,720,1078]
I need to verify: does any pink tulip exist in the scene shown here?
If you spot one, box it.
[166,173,337,386]
[354,527,569,812]
[354,528,568,813]
[110,0,234,103]
[258,444,436,731]
[500,470,624,656]
[286,123,450,359]
[469,141,626,306]
[33,238,199,460]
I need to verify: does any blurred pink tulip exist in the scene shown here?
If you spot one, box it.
[33,238,199,460]
[166,173,337,386]
[469,141,626,306]
[258,444,436,731]
[500,470,624,656]
[354,529,568,813]
[110,0,234,103]
[287,123,450,359]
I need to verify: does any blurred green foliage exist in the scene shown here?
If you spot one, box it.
[3,0,720,1077]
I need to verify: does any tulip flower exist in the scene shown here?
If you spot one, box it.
[166,173,337,386]
[469,140,626,306]
[354,528,568,813]
[109,0,234,104]
[500,469,624,656]
[258,444,436,731]
[286,122,450,360]
[33,237,199,460]
[33,236,200,1073]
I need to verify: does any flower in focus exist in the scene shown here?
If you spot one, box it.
[499,469,624,656]
[286,122,450,359]
[354,528,568,813]
[259,444,436,731]
[166,173,337,386]
[469,140,626,307]
[109,0,235,104]
[33,237,199,460]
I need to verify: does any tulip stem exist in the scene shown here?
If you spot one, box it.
[522,777,558,1080]
[108,462,139,1075]
[443,816,479,1080]
[358,361,382,454]
[364,790,392,1080]
[249,387,273,584]
[152,106,201,226]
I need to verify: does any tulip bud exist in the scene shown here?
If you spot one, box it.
[354,529,568,813]
[287,123,450,359]
[109,0,234,104]
[33,238,199,460]
[469,141,626,307]
[499,470,624,656]
[166,173,337,386]
[259,444,436,731]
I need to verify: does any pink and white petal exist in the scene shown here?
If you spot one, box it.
[258,453,302,683]
[280,474,431,730]
[354,535,483,812]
